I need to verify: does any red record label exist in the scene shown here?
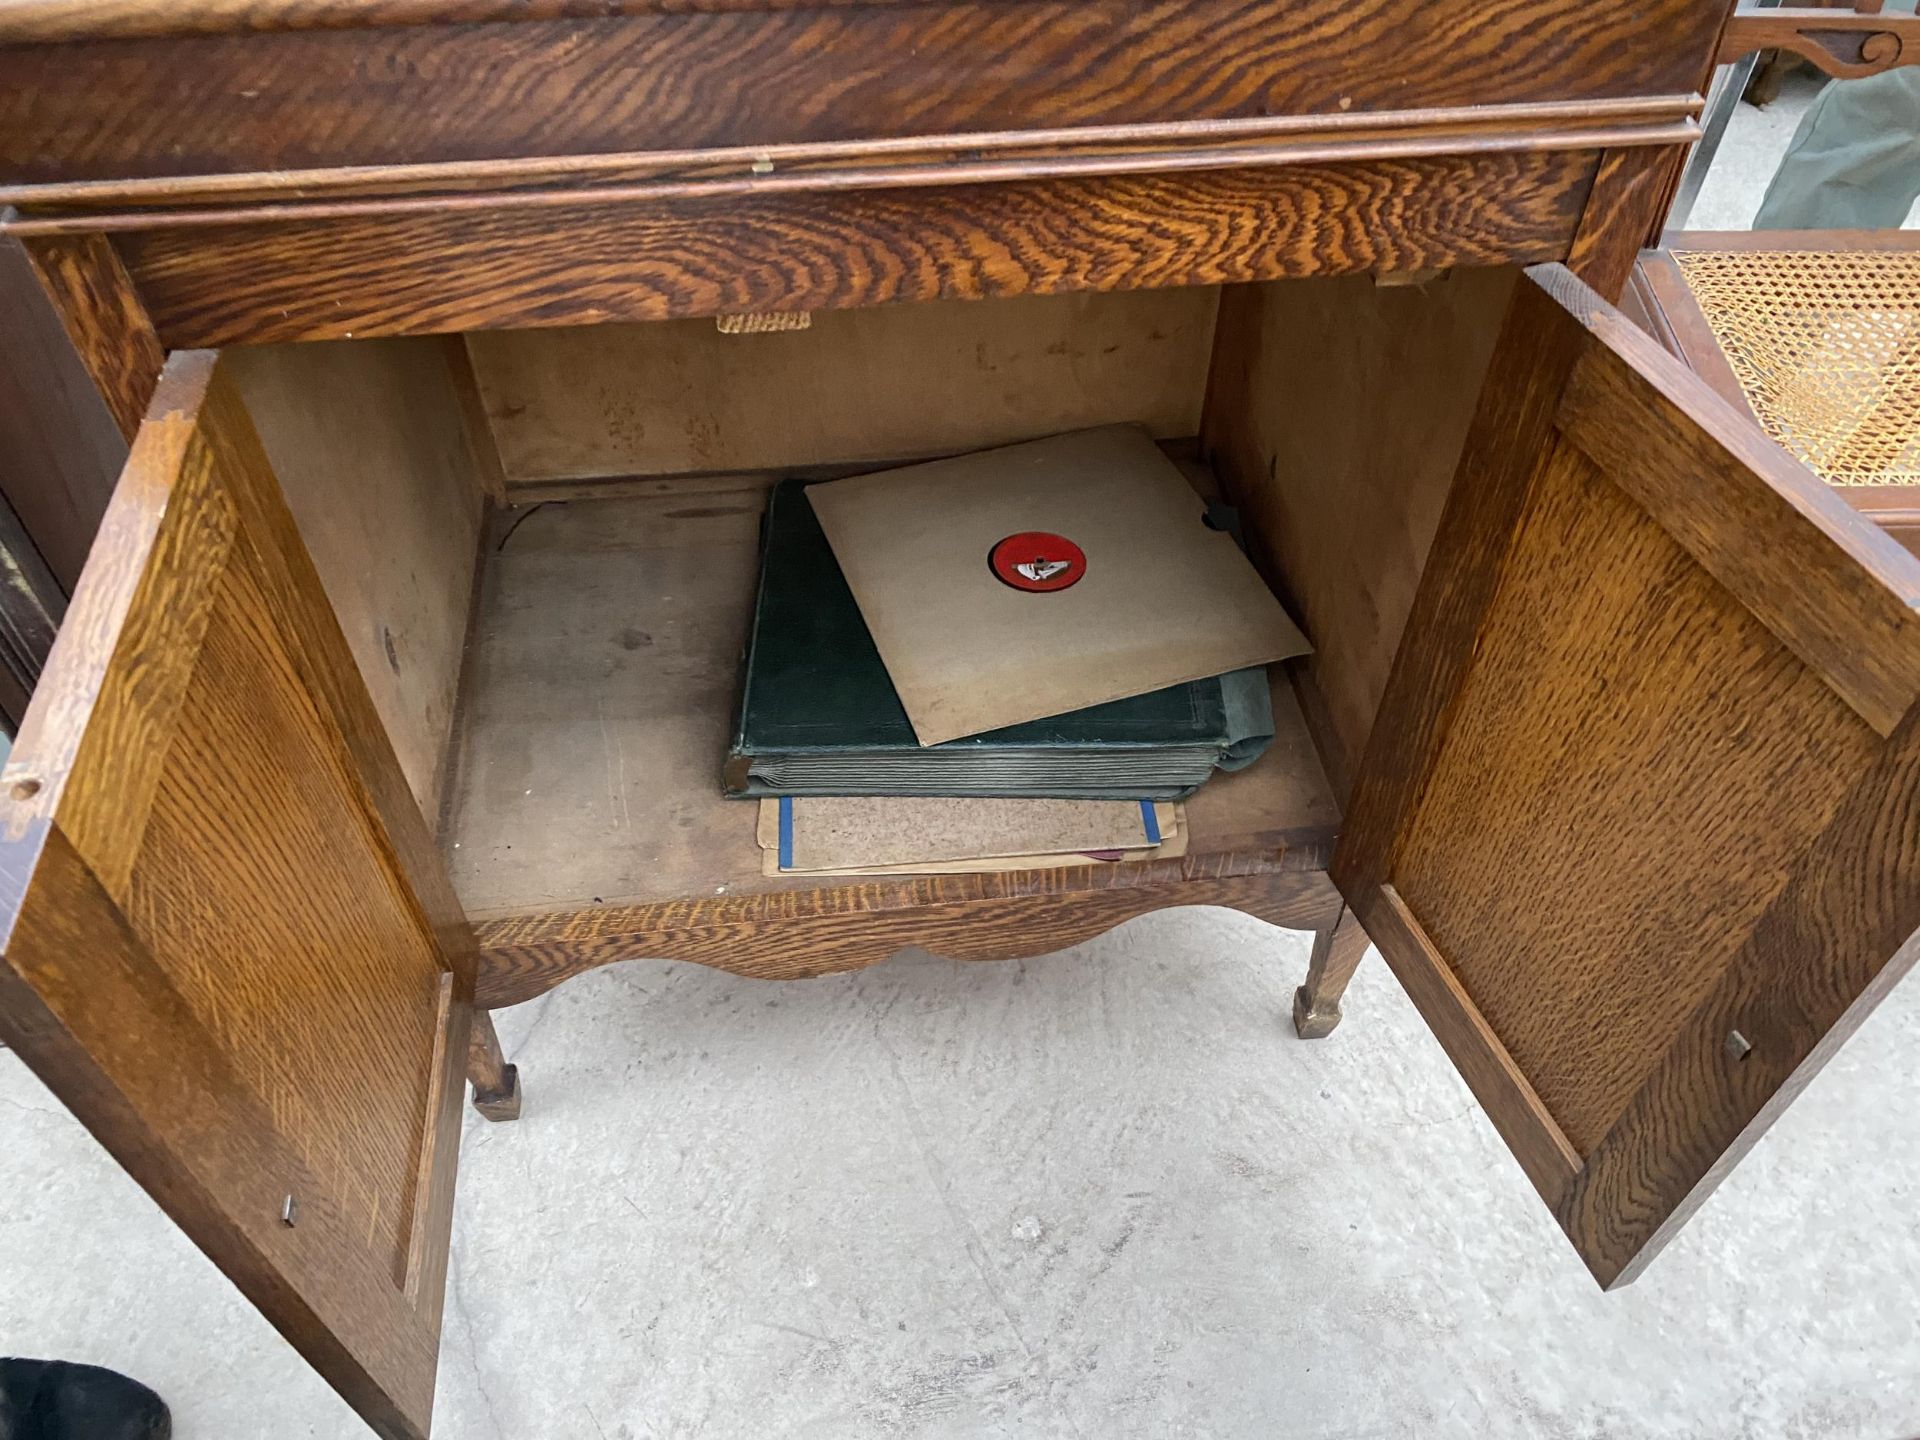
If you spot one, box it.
[988,532,1087,592]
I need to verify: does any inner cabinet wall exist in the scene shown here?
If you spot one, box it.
[234,272,1520,830]
[229,338,491,816]
[1202,269,1522,796]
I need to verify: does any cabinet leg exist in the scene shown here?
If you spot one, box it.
[467,1008,522,1121]
[1293,906,1371,1039]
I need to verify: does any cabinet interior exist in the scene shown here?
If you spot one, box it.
[227,271,1517,924]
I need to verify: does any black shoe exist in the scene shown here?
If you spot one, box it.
[0,1358,170,1440]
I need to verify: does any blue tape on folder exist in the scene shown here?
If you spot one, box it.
[1139,800,1161,845]
[778,796,795,871]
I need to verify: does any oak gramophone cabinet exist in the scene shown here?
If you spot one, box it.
[2,3,1918,1435]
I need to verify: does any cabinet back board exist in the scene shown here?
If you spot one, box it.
[464,288,1219,490]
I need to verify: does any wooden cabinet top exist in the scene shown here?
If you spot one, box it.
[0,0,1720,347]
[2,0,1720,189]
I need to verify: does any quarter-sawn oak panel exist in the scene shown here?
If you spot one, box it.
[122,153,1598,345]
[1335,264,1920,1289]
[0,0,1719,182]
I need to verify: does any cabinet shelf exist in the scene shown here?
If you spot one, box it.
[438,480,1344,1003]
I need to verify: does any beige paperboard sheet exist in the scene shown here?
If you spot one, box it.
[756,796,1177,872]
[758,812,1190,878]
[805,426,1310,745]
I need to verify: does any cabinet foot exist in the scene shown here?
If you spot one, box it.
[1292,906,1371,1040]
[467,1008,523,1121]
[471,1065,523,1122]
[1292,986,1345,1039]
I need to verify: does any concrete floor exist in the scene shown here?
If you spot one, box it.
[6,79,1920,1440]
[6,915,1920,1439]
[1681,69,1920,232]
[1683,70,1823,231]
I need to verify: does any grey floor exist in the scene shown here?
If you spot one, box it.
[6,76,1920,1440]
[1682,70,1822,230]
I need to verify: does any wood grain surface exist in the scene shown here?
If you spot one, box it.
[0,0,1718,183]
[227,339,489,813]
[400,972,465,1332]
[463,1006,521,1121]
[440,334,508,504]
[0,106,1695,225]
[0,351,477,1438]
[1333,263,1920,1288]
[1667,228,1920,256]
[1335,271,1593,907]
[465,288,1217,484]
[1559,319,1920,739]
[0,825,442,1438]
[1719,7,1919,77]
[4,0,981,40]
[1202,266,1520,792]
[475,867,1345,1006]
[1394,439,1878,1155]
[1560,706,1920,1288]
[1623,248,1750,405]
[0,0,980,40]
[17,234,164,440]
[1365,886,1580,1194]
[0,0,1749,55]
[1290,902,1371,1038]
[1194,141,1682,793]
[118,153,1600,346]
[1563,146,1684,299]
[1831,489,1920,561]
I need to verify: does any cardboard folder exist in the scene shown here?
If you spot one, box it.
[805,426,1311,745]
[758,796,1177,871]
[757,796,1188,877]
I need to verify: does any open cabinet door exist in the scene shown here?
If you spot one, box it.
[1336,264,1920,1290]
[0,352,472,1438]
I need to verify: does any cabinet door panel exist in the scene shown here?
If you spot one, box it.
[1336,264,1920,1289]
[0,351,472,1439]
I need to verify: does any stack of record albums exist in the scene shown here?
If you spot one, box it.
[724,426,1310,878]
